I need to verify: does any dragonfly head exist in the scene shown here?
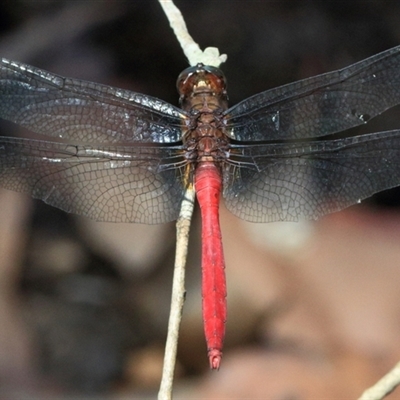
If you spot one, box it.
[177,63,228,109]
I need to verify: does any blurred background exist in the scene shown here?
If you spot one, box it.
[1,0,400,398]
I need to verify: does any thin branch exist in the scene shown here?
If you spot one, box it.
[358,362,400,400]
[158,186,195,400]
[158,2,400,399]
[157,1,226,397]
[158,0,227,67]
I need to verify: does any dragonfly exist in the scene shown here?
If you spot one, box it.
[1,46,400,369]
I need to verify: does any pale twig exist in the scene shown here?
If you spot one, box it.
[158,2,400,400]
[158,0,227,67]
[157,1,226,397]
[158,186,195,400]
[358,362,400,400]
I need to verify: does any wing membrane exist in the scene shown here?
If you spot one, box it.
[0,137,187,223]
[0,58,186,144]
[226,46,400,141]
[223,130,400,222]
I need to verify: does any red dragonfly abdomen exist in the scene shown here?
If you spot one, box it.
[194,161,227,370]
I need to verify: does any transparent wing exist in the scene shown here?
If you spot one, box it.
[225,46,400,141]
[223,130,400,222]
[0,136,188,223]
[0,58,186,144]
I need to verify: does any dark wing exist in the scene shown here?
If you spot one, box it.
[0,58,186,144]
[0,137,187,223]
[222,130,400,222]
[225,46,400,141]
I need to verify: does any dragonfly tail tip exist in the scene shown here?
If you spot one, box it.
[209,349,222,370]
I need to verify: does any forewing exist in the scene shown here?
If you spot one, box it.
[223,130,400,222]
[0,137,187,223]
[0,58,186,144]
[225,46,400,141]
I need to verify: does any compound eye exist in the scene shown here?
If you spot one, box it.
[176,65,200,93]
[202,65,227,86]
[176,63,227,96]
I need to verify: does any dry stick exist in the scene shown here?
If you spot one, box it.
[158,187,195,400]
[358,362,400,400]
[157,1,227,399]
[158,0,227,67]
[158,1,400,399]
